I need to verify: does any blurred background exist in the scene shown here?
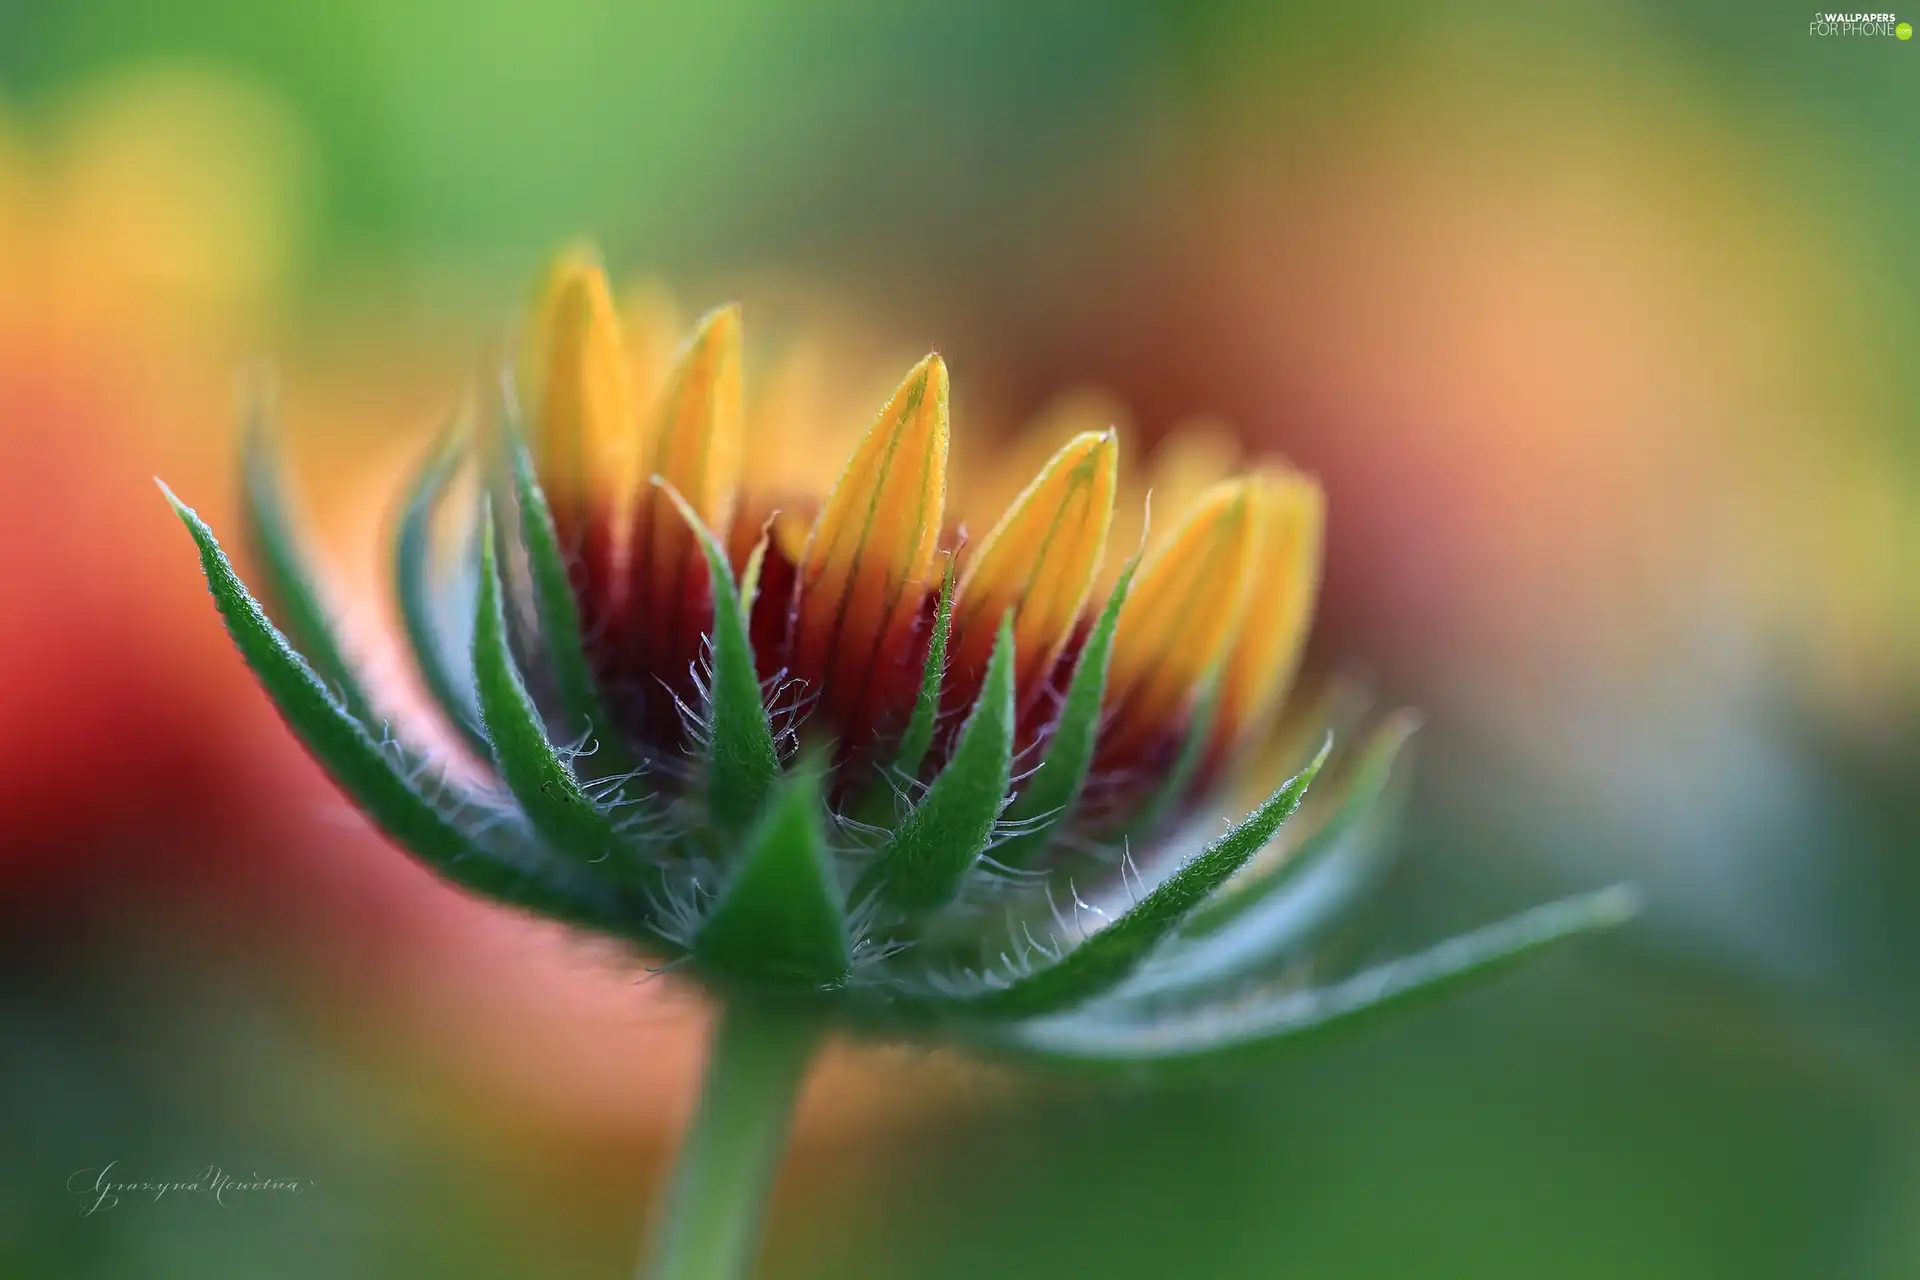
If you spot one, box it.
[1,0,1916,1275]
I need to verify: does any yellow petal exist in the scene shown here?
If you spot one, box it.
[642,303,744,536]
[522,246,636,533]
[627,304,746,675]
[1213,470,1325,749]
[1103,478,1262,751]
[793,354,949,711]
[961,387,1131,526]
[952,430,1117,699]
[772,508,811,564]
[622,277,684,427]
[1101,422,1240,593]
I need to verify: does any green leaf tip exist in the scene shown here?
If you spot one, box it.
[853,611,1017,919]
[1185,710,1418,937]
[891,553,957,786]
[473,504,638,876]
[237,417,376,726]
[996,552,1140,869]
[960,734,1332,1019]
[499,424,636,778]
[1000,883,1642,1069]
[849,553,954,832]
[694,762,850,989]
[739,516,775,615]
[656,477,781,830]
[159,481,620,931]
[395,429,492,759]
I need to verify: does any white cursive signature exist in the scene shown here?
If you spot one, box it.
[66,1162,312,1216]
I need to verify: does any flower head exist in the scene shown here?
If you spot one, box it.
[166,246,1633,1068]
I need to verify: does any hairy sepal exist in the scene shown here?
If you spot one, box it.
[475,506,653,886]
[165,483,624,933]
[656,479,781,834]
[944,737,1331,1020]
[240,415,376,726]
[990,886,1642,1071]
[1185,712,1417,937]
[853,614,1016,920]
[499,423,638,781]
[993,554,1139,870]
[395,431,492,758]
[694,760,850,989]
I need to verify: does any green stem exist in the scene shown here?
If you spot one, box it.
[643,1000,821,1280]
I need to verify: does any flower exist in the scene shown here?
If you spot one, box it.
[165,245,1633,1069]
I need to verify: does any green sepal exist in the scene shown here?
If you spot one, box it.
[1183,711,1418,937]
[890,554,956,786]
[694,760,850,989]
[739,521,772,615]
[499,424,637,779]
[240,413,375,726]
[163,483,621,932]
[991,886,1641,1070]
[1099,774,1405,1007]
[656,480,780,832]
[994,554,1139,869]
[851,555,954,831]
[953,736,1331,1020]
[853,614,1016,919]
[474,506,649,885]
[394,431,492,759]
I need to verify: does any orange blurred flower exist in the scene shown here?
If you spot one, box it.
[0,70,306,891]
